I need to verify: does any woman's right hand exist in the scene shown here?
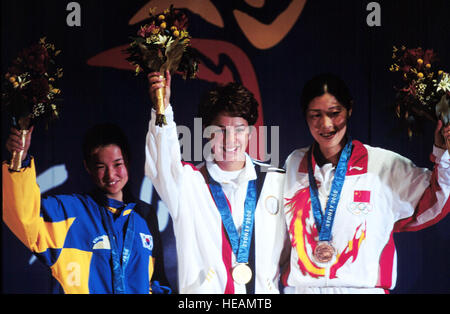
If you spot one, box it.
[147,70,171,109]
[6,126,33,161]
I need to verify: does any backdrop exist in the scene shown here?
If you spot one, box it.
[2,0,449,294]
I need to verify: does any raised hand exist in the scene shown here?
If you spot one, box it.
[6,126,34,161]
[147,70,171,110]
[434,120,450,151]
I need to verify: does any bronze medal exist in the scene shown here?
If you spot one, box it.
[314,241,335,263]
[232,263,252,284]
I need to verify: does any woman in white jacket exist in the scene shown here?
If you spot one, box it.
[145,71,289,294]
[282,73,450,294]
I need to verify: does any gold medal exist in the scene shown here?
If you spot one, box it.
[232,263,252,284]
[313,241,335,263]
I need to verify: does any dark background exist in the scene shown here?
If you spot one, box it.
[2,0,449,294]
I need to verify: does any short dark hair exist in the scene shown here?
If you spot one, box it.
[82,123,130,167]
[300,73,353,116]
[197,82,259,126]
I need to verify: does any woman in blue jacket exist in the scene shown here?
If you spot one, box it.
[3,123,170,294]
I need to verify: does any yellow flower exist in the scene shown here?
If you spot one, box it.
[173,30,180,37]
[389,64,399,72]
[417,58,423,65]
[417,72,424,78]
[158,15,165,20]
[160,22,166,29]
[425,63,431,69]
[438,70,443,76]
[13,81,19,88]
[170,26,177,32]
[9,76,16,83]
[179,30,189,38]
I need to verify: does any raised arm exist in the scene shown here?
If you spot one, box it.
[3,128,77,266]
[393,121,450,231]
[144,71,186,219]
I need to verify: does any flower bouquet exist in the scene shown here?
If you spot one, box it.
[389,45,449,148]
[126,5,199,126]
[2,37,63,171]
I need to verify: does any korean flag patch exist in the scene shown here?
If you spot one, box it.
[140,233,153,251]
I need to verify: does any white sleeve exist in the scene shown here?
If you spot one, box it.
[391,146,450,231]
[144,104,184,219]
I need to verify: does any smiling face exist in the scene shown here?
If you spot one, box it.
[209,111,251,171]
[86,144,129,202]
[306,93,351,161]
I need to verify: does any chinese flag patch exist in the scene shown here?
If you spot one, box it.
[354,190,370,203]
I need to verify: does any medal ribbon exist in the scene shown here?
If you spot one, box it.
[100,204,136,294]
[207,171,257,264]
[307,138,352,242]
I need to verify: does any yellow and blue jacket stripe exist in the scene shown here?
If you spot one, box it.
[2,157,170,294]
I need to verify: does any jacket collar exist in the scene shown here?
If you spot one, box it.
[206,153,257,185]
[298,139,368,176]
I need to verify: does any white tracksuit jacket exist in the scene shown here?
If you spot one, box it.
[145,105,288,294]
[282,139,449,293]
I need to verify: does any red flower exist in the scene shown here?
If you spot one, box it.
[401,47,423,66]
[173,10,188,30]
[26,77,50,103]
[423,49,436,65]
[137,24,159,38]
[17,43,50,75]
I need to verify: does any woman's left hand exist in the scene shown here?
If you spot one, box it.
[434,119,450,150]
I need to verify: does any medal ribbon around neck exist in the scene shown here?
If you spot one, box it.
[207,170,257,265]
[307,137,352,242]
[100,204,136,294]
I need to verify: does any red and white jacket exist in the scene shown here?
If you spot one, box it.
[145,105,288,294]
[282,140,449,294]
